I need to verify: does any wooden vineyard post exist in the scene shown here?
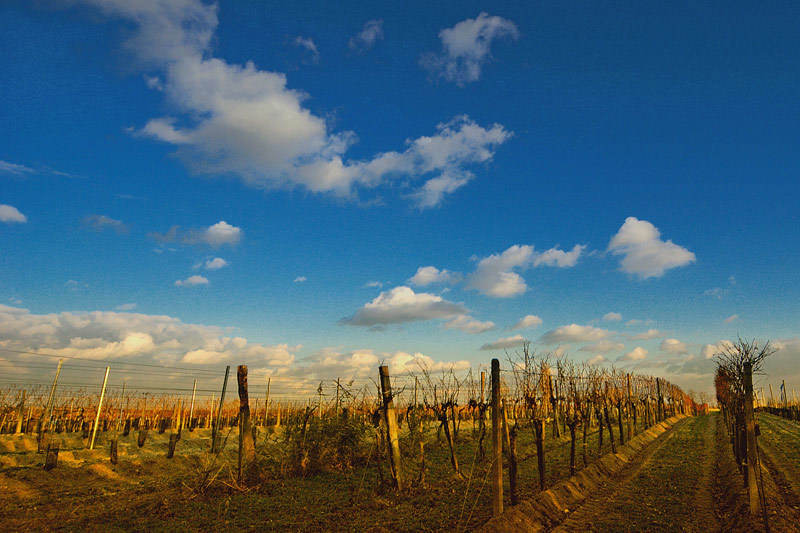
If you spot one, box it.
[15,390,26,434]
[45,359,64,431]
[44,441,59,471]
[110,438,118,464]
[237,365,256,482]
[491,358,503,517]
[743,362,760,515]
[550,376,560,439]
[116,382,126,432]
[656,378,663,422]
[212,366,230,453]
[379,365,403,490]
[626,373,633,440]
[188,380,197,431]
[265,377,271,426]
[502,398,518,506]
[89,366,110,450]
[335,378,340,415]
[39,360,64,452]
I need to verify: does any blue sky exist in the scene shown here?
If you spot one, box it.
[1,1,799,397]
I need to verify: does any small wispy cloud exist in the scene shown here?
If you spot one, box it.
[294,36,320,63]
[175,275,209,287]
[82,214,129,234]
[349,19,384,52]
[724,314,739,324]
[0,160,35,175]
[294,276,307,283]
[150,221,242,248]
[205,258,228,270]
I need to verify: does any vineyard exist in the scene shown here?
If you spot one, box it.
[0,343,798,532]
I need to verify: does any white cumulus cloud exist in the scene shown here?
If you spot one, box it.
[420,12,519,86]
[618,346,648,362]
[608,217,696,278]
[0,204,27,223]
[175,275,209,287]
[480,334,527,351]
[532,245,586,268]
[510,315,543,330]
[660,338,688,354]
[204,221,242,247]
[79,1,509,208]
[151,220,242,247]
[467,244,533,298]
[541,324,613,344]
[444,315,495,334]
[586,354,607,366]
[630,329,664,340]
[342,286,466,327]
[0,304,298,367]
[205,257,228,270]
[409,266,462,286]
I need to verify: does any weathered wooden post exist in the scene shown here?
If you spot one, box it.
[212,366,230,453]
[110,438,118,464]
[379,365,403,490]
[550,376,560,439]
[15,390,26,434]
[743,362,760,515]
[502,398,518,506]
[237,365,256,481]
[45,359,64,431]
[89,366,110,450]
[44,441,59,471]
[656,378,663,422]
[265,377,271,426]
[188,380,197,430]
[626,373,633,440]
[491,358,503,517]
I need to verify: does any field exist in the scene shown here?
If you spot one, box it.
[3,408,799,532]
[2,353,797,532]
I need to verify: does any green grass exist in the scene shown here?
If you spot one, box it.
[577,415,712,532]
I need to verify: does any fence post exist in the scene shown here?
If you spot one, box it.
[379,365,403,490]
[212,366,230,453]
[626,373,633,440]
[656,378,663,422]
[237,365,256,481]
[15,390,26,434]
[89,366,110,450]
[491,358,503,517]
[188,379,197,430]
[743,362,760,515]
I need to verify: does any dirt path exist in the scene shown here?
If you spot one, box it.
[552,415,718,532]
